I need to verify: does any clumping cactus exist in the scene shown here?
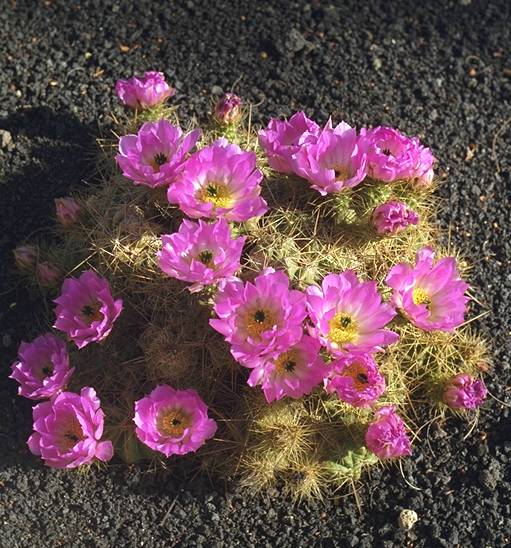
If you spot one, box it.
[10,70,490,500]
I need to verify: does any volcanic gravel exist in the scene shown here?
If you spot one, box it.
[1,1,510,546]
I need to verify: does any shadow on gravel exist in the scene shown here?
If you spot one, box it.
[0,107,99,459]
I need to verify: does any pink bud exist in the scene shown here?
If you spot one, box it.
[372,200,419,236]
[443,374,487,410]
[36,262,61,288]
[55,197,81,228]
[13,245,39,271]
[214,93,243,124]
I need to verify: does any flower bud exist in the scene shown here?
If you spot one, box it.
[365,406,412,459]
[115,71,175,110]
[372,200,419,236]
[443,373,487,409]
[13,245,39,271]
[55,197,81,228]
[36,262,61,288]
[214,93,243,124]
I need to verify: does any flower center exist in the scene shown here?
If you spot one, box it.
[333,165,351,181]
[81,302,104,324]
[245,308,276,339]
[41,362,54,377]
[381,148,393,156]
[198,249,214,266]
[157,408,191,438]
[413,287,431,307]
[61,420,84,450]
[151,152,168,171]
[274,350,299,375]
[198,182,233,209]
[328,312,358,348]
[343,360,370,391]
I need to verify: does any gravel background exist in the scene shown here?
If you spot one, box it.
[1,0,510,546]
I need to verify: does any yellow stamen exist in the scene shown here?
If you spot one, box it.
[150,152,168,171]
[62,421,83,449]
[157,408,191,438]
[197,182,233,209]
[245,308,276,340]
[198,249,214,266]
[413,287,431,306]
[342,360,370,391]
[81,302,104,324]
[274,350,298,375]
[333,165,351,181]
[328,312,358,348]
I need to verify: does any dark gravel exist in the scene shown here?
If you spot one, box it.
[1,0,510,546]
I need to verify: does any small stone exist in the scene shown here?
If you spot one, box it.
[211,85,223,96]
[286,28,306,53]
[0,129,13,150]
[2,334,12,348]
[372,57,383,71]
[398,509,419,530]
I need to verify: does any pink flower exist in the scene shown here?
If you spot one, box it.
[292,120,367,195]
[10,333,74,400]
[443,374,487,409]
[36,261,62,288]
[55,197,81,227]
[258,111,320,174]
[27,387,114,468]
[386,247,469,332]
[372,200,419,236]
[134,385,217,457]
[13,244,38,271]
[306,271,398,356]
[325,353,386,407]
[360,126,435,183]
[247,335,325,403]
[168,138,268,221]
[158,218,245,292]
[210,268,307,367]
[365,405,412,459]
[214,93,243,124]
[53,270,123,349]
[115,71,175,109]
[116,120,201,188]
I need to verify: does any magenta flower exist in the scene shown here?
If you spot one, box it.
[443,374,487,409]
[134,385,217,457]
[210,268,307,367]
[54,270,123,349]
[258,111,320,174]
[306,271,398,356]
[360,126,435,183]
[247,335,325,403]
[36,261,62,288]
[167,138,268,221]
[372,200,419,236]
[13,244,38,271]
[292,120,367,195]
[365,405,412,459]
[116,120,201,188]
[386,247,469,332]
[27,387,113,468]
[158,218,245,292]
[115,71,175,109]
[10,333,74,400]
[325,353,386,408]
[214,92,243,124]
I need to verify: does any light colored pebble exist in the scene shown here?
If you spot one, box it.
[398,509,419,530]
